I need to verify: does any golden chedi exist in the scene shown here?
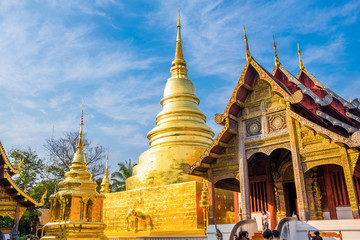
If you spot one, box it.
[41,108,106,240]
[100,149,111,194]
[126,12,214,190]
[103,12,222,237]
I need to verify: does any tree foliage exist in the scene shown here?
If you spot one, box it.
[18,209,41,236]
[44,131,106,180]
[111,159,136,192]
[8,147,44,190]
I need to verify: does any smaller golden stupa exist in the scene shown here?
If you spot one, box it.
[100,149,111,194]
[41,106,107,240]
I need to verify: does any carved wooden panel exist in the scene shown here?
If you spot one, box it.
[268,113,286,132]
[246,118,262,137]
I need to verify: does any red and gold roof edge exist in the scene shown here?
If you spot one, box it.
[2,171,46,208]
[0,140,22,175]
[185,55,360,175]
[0,141,46,208]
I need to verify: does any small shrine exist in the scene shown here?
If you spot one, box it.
[41,107,107,239]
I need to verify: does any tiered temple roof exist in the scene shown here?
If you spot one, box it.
[185,30,360,176]
[0,140,46,216]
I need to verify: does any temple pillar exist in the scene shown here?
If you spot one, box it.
[265,156,277,228]
[286,106,310,220]
[208,169,216,225]
[273,182,286,220]
[341,147,360,219]
[305,174,316,219]
[236,118,251,220]
[323,165,337,219]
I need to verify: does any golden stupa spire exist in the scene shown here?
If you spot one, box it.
[170,9,188,77]
[77,99,84,151]
[244,26,251,61]
[273,35,280,68]
[64,100,92,180]
[100,149,110,194]
[126,10,214,190]
[298,43,304,70]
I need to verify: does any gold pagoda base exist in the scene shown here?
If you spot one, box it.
[104,181,205,237]
[103,181,236,237]
[41,221,107,240]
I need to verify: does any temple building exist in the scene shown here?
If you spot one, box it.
[0,142,46,235]
[184,29,360,233]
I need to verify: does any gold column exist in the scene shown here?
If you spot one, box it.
[286,105,310,220]
[200,180,209,230]
[236,117,251,219]
[341,147,360,219]
[304,171,317,220]
[273,182,286,220]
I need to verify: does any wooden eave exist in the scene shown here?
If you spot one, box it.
[276,66,360,137]
[274,65,332,106]
[216,58,303,125]
[297,68,358,109]
[0,141,20,175]
[287,110,360,148]
[1,171,44,208]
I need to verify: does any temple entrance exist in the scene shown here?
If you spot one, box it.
[284,182,298,217]
[213,178,240,224]
[248,152,276,229]
[269,148,296,221]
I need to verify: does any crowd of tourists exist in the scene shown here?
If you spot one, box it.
[235,210,323,240]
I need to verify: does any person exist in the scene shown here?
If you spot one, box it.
[238,231,249,240]
[261,209,270,230]
[26,236,31,240]
[312,231,323,240]
[263,229,273,240]
[272,230,280,240]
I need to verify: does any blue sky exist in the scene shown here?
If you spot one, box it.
[0,0,359,175]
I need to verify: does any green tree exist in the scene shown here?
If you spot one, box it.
[111,159,136,191]
[44,131,106,180]
[8,147,44,190]
[18,209,41,236]
[29,179,57,209]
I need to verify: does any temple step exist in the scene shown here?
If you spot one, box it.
[251,231,263,240]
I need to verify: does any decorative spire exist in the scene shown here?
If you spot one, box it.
[298,43,304,70]
[64,100,92,180]
[77,99,84,151]
[170,9,188,78]
[273,35,280,68]
[244,26,251,61]
[105,148,109,178]
[100,148,111,194]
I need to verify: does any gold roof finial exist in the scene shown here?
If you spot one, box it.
[273,35,280,68]
[170,9,188,77]
[77,99,84,151]
[244,26,251,61]
[100,148,111,194]
[298,43,304,70]
[39,189,47,206]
